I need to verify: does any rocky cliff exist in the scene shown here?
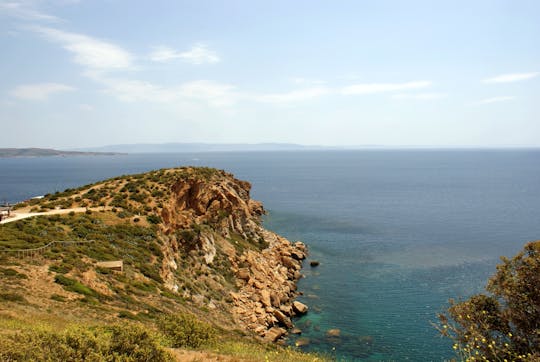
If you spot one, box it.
[156,168,308,340]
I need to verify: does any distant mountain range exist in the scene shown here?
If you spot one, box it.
[73,142,344,153]
[0,148,124,158]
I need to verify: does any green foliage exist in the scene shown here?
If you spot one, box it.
[50,294,66,302]
[0,292,26,303]
[0,267,28,279]
[0,324,173,362]
[438,240,540,361]
[146,214,162,224]
[49,263,71,274]
[54,275,98,297]
[158,313,216,348]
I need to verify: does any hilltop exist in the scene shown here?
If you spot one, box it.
[0,167,323,361]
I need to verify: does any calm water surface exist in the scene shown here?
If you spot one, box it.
[1,150,539,361]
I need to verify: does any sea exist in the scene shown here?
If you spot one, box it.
[1,150,539,361]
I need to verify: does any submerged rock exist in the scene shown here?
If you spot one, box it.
[295,337,311,347]
[326,328,341,337]
[309,260,320,267]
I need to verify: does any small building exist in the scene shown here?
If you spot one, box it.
[96,260,123,272]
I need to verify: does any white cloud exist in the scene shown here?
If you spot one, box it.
[86,72,237,107]
[0,1,59,22]
[33,26,134,71]
[179,80,236,106]
[392,93,446,100]
[483,72,539,83]
[255,87,330,103]
[475,96,516,104]
[10,82,75,100]
[149,44,220,64]
[341,81,432,95]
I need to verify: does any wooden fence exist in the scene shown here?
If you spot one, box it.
[0,240,94,259]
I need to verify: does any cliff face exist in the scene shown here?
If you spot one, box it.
[156,168,308,340]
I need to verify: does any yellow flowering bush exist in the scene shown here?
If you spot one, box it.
[438,241,540,361]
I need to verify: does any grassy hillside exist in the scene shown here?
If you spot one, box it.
[0,167,327,361]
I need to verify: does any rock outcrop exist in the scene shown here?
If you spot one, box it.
[153,168,308,339]
[230,234,307,337]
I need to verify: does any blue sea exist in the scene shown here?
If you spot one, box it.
[1,150,540,361]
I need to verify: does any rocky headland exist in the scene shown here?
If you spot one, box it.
[3,167,310,343]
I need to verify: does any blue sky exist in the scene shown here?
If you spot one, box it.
[0,0,539,148]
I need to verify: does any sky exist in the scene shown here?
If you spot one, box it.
[0,0,539,149]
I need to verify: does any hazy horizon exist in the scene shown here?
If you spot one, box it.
[1,1,539,149]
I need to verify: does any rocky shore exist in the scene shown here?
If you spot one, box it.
[231,230,309,341]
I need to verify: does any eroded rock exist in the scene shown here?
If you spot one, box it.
[292,301,309,314]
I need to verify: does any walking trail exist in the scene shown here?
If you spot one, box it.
[0,207,108,225]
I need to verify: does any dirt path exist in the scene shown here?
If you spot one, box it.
[0,207,109,225]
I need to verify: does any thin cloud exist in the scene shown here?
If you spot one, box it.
[10,82,75,100]
[476,96,516,104]
[255,87,329,103]
[87,72,237,107]
[341,81,432,95]
[149,44,220,64]
[79,103,94,111]
[392,93,446,100]
[0,1,60,22]
[33,26,134,71]
[483,72,539,83]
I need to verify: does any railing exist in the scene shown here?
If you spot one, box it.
[0,240,95,258]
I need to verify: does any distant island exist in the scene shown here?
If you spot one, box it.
[0,148,125,158]
[73,142,343,153]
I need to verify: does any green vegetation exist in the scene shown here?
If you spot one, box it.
[0,292,26,303]
[0,267,27,279]
[0,324,173,362]
[158,313,216,348]
[54,274,98,298]
[0,167,327,362]
[438,241,540,361]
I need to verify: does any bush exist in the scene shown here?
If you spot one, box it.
[0,292,26,303]
[158,313,216,348]
[0,324,173,362]
[0,267,28,279]
[438,240,540,361]
[54,275,98,297]
[146,214,162,225]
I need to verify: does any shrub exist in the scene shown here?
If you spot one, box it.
[54,275,98,297]
[158,313,216,348]
[146,214,162,225]
[50,294,66,302]
[438,240,540,361]
[0,267,28,279]
[0,292,26,303]
[0,324,173,362]
[49,264,71,274]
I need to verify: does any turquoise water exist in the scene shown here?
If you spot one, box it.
[1,150,540,361]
